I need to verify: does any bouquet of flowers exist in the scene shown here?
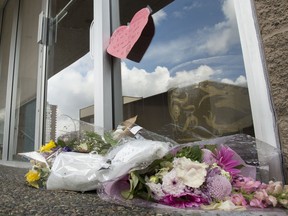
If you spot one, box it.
[20,116,288,212]
[99,140,288,211]
[20,122,120,189]
[20,116,176,191]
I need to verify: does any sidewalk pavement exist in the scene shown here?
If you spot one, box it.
[0,164,287,216]
[0,164,166,216]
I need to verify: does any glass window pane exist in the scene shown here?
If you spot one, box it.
[11,0,42,159]
[120,0,254,143]
[0,0,17,159]
[45,0,93,141]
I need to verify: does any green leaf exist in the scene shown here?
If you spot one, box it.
[130,172,139,190]
[104,132,118,146]
[56,139,66,147]
[121,190,134,199]
[176,146,202,162]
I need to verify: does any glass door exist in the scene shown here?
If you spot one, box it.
[45,0,94,142]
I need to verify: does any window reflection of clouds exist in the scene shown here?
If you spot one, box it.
[122,0,247,98]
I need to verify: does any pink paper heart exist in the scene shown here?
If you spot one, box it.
[107,7,151,59]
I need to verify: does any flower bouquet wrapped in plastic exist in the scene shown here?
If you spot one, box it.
[19,119,117,190]
[97,134,288,212]
[19,116,178,191]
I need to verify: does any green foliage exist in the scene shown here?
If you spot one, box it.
[104,132,118,146]
[57,137,77,149]
[121,172,140,199]
[176,146,203,162]
[203,144,217,153]
[57,130,118,155]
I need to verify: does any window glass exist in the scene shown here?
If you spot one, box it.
[9,0,42,159]
[0,0,17,159]
[45,0,94,141]
[120,0,254,142]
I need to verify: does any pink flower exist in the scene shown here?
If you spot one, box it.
[233,176,263,193]
[266,181,283,195]
[250,189,277,208]
[267,195,278,207]
[250,198,267,208]
[214,145,242,177]
[160,192,210,208]
[254,189,268,200]
[230,193,247,206]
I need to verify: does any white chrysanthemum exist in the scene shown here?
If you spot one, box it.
[146,182,165,200]
[161,169,186,195]
[173,157,208,188]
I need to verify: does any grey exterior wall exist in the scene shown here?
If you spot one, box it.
[253,0,288,180]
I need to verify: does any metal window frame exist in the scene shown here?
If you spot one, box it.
[92,0,114,130]
[234,0,283,181]
[233,0,280,149]
[34,0,49,150]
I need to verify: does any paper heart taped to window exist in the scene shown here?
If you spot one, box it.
[107,7,155,62]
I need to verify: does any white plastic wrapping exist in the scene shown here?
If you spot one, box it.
[46,139,173,191]
[46,152,108,192]
[97,139,173,182]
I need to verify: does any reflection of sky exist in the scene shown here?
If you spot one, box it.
[124,0,245,83]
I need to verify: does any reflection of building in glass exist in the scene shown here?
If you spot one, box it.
[81,81,254,143]
[46,104,57,142]
[79,97,142,124]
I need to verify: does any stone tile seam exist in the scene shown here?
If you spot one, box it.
[263,25,288,40]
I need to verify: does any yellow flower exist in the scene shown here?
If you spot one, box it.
[149,176,159,183]
[25,170,40,188]
[40,140,56,152]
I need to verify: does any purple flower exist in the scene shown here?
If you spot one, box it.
[207,175,232,200]
[206,166,222,178]
[160,191,210,208]
[214,145,242,177]
[62,146,72,152]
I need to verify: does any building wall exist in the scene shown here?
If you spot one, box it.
[253,0,288,180]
